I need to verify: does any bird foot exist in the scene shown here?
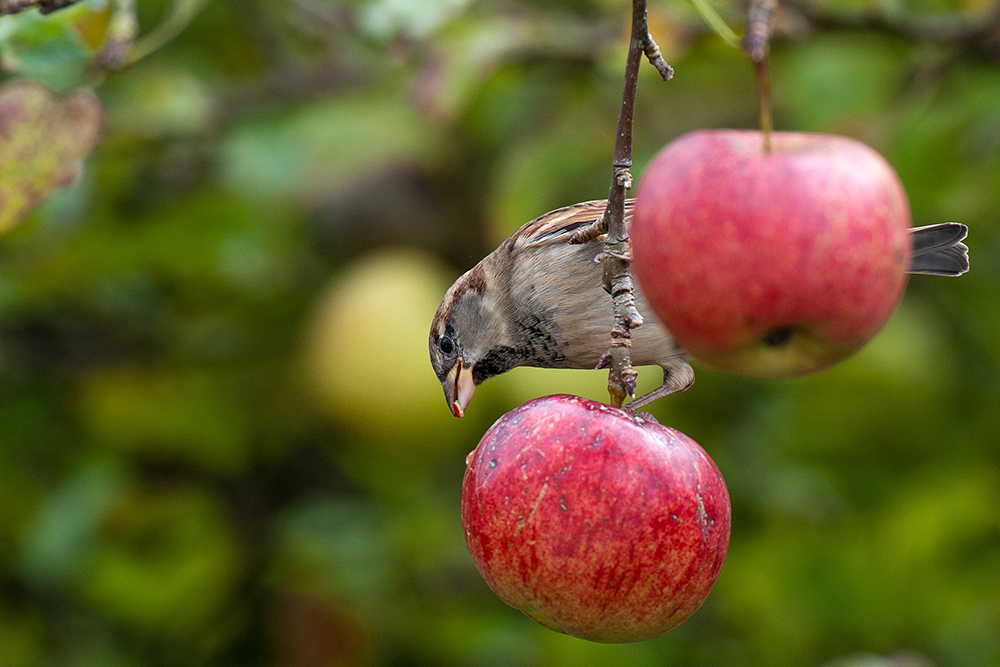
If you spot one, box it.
[624,359,695,412]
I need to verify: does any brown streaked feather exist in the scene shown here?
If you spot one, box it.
[517,199,637,250]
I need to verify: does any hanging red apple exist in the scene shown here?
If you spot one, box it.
[632,129,912,378]
[461,394,730,643]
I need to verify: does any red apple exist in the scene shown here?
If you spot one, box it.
[632,129,912,378]
[461,394,730,643]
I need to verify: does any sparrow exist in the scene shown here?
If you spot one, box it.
[429,199,970,418]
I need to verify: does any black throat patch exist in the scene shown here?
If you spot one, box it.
[471,313,566,385]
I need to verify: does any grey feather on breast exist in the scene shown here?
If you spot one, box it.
[508,235,680,370]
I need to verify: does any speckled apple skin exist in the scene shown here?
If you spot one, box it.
[632,130,912,378]
[461,395,730,643]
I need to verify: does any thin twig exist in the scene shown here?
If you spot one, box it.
[642,32,675,81]
[585,0,672,408]
[0,0,79,14]
[743,0,777,62]
[568,211,607,244]
[570,7,672,245]
[92,0,138,72]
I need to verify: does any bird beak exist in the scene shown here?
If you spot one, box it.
[444,358,476,418]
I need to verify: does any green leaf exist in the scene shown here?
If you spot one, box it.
[0,80,102,233]
[0,0,110,89]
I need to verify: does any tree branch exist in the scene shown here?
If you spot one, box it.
[780,0,1000,61]
[572,0,672,408]
[0,0,79,14]
[92,0,138,72]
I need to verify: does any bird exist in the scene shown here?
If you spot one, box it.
[429,199,969,418]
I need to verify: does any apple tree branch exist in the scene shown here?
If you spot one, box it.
[0,0,78,14]
[570,0,673,408]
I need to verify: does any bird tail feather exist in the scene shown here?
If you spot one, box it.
[909,223,969,276]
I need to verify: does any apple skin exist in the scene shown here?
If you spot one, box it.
[461,394,730,643]
[632,129,913,378]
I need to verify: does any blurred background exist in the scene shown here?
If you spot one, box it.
[0,0,998,665]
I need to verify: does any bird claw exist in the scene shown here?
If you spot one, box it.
[625,360,695,411]
[627,410,659,424]
[594,251,633,263]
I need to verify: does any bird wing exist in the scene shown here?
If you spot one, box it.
[518,199,636,249]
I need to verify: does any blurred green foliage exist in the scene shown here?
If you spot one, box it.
[0,0,998,665]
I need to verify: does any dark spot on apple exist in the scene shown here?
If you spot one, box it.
[488,459,497,468]
[763,326,793,347]
[671,513,682,523]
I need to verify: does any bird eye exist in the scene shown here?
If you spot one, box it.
[439,336,454,354]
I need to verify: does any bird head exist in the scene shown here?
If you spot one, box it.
[429,264,516,417]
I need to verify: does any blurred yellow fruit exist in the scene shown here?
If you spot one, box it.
[302,248,469,447]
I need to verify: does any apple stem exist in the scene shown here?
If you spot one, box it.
[744,0,777,153]
[754,59,773,153]
[585,0,673,408]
